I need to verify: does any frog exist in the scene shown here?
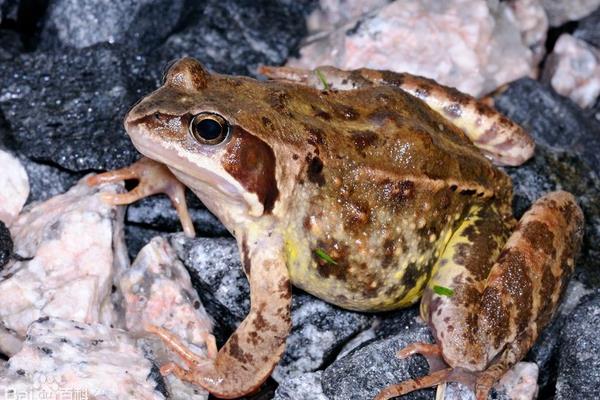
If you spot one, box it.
[88,58,584,400]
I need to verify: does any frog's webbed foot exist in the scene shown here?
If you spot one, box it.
[86,157,195,237]
[148,232,292,399]
[147,324,218,383]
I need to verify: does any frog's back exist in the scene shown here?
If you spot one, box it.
[262,82,512,311]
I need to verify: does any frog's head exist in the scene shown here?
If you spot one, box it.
[124,58,284,231]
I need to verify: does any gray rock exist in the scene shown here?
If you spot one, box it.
[18,156,81,204]
[126,194,228,238]
[494,78,600,168]
[526,280,592,390]
[273,371,327,400]
[41,0,184,51]
[273,292,372,382]
[555,291,600,399]
[0,43,154,171]
[321,306,434,400]
[123,224,165,261]
[169,235,372,380]
[494,78,600,287]
[156,0,316,76]
[0,220,11,267]
[0,30,23,61]
[575,7,600,48]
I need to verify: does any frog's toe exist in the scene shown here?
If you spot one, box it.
[374,368,453,400]
[88,157,195,237]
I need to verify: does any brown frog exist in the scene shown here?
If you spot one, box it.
[89,58,584,399]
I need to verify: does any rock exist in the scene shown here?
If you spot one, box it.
[0,0,18,24]
[0,177,127,356]
[443,362,538,400]
[324,306,539,400]
[273,292,372,382]
[289,0,535,96]
[41,0,184,51]
[273,371,328,400]
[543,34,600,108]
[507,0,549,63]
[0,29,23,61]
[574,7,600,48]
[119,236,212,400]
[0,149,29,225]
[124,224,166,261]
[0,317,164,399]
[156,0,315,76]
[0,221,11,268]
[170,236,248,334]
[493,78,600,287]
[541,0,600,26]
[321,306,434,400]
[0,43,154,172]
[126,194,228,238]
[169,235,372,381]
[305,0,389,34]
[17,156,81,205]
[555,291,600,399]
[526,280,592,389]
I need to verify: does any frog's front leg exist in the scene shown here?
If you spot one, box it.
[150,230,292,399]
[376,191,583,400]
[259,65,534,166]
[87,157,195,237]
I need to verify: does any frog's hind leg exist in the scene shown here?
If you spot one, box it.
[86,157,195,237]
[376,191,583,400]
[383,73,535,166]
[259,65,534,166]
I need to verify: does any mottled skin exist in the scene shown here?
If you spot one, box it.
[89,58,584,399]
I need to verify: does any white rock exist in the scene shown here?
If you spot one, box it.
[541,0,600,26]
[0,177,127,356]
[507,0,549,63]
[0,150,29,225]
[545,34,600,108]
[497,362,539,400]
[119,236,213,400]
[290,0,536,96]
[0,317,163,400]
[305,0,389,34]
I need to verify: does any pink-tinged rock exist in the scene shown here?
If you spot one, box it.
[289,0,536,96]
[541,0,600,26]
[544,34,600,108]
[0,150,29,225]
[507,0,549,64]
[305,0,389,34]
[0,317,163,400]
[0,177,127,356]
[119,235,212,399]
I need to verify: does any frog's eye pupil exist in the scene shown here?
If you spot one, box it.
[190,113,229,144]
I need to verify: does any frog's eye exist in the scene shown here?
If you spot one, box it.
[189,112,230,145]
